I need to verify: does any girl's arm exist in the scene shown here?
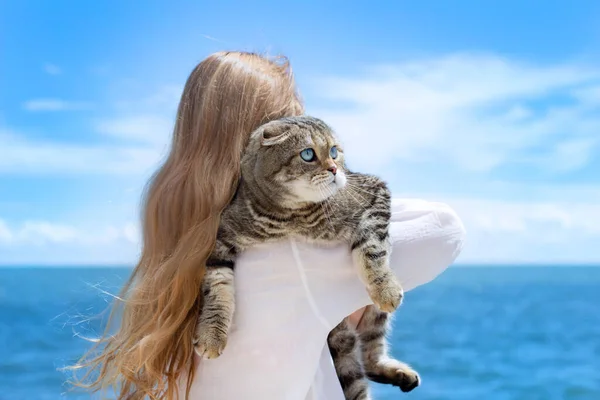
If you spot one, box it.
[296,199,466,328]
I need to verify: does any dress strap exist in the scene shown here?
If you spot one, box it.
[289,238,332,331]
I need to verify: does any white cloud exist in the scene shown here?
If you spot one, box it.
[0,218,139,246]
[529,138,598,172]
[96,115,173,146]
[23,99,93,111]
[3,85,179,176]
[3,194,599,265]
[137,84,183,109]
[573,85,600,105]
[0,220,13,242]
[0,130,164,175]
[15,54,600,178]
[450,198,600,236]
[304,53,600,264]
[387,180,600,264]
[99,84,182,146]
[445,197,600,264]
[3,54,600,264]
[0,218,141,265]
[110,84,183,114]
[18,221,80,244]
[43,63,62,75]
[311,53,600,174]
[122,222,140,243]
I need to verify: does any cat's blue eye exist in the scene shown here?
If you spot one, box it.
[300,148,316,162]
[330,146,338,159]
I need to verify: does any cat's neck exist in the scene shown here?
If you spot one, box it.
[240,177,318,213]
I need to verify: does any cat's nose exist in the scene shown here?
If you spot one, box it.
[327,166,337,175]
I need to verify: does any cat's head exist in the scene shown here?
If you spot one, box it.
[242,116,347,206]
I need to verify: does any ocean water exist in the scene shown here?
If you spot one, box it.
[1,266,599,400]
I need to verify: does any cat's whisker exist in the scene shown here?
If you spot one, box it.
[318,187,336,231]
[346,184,388,200]
[345,183,390,202]
[343,186,370,214]
[325,187,342,211]
[340,183,372,213]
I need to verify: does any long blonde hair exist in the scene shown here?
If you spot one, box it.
[69,51,303,399]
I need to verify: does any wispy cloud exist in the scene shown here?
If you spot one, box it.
[0,220,12,242]
[0,218,139,246]
[3,53,600,264]
[306,52,600,263]
[0,129,163,175]
[5,85,179,175]
[22,99,94,112]
[96,115,173,146]
[441,196,600,263]
[0,218,141,265]
[43,63,62,75]
[312,53,600,174]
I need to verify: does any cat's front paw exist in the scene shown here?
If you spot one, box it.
[193,323,228,360]
[368,279,403,313]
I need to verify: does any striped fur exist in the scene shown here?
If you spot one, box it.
[193,116,419,397]
[356,306,420,393]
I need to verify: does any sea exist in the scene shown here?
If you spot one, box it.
[1,266,599,400]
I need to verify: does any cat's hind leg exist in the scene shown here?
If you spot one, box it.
[328,318,372,400]
[357,306,420,393]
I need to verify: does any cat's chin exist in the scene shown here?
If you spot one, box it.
[287,185,337,204]
[288,171,347,204]
[300,189,338,204]
[334,171,347,189]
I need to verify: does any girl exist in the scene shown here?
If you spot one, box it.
[72,51,465,400]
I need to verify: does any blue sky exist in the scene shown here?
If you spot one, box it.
[1,0,600,265]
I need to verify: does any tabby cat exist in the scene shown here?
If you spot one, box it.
[194,116,420,398]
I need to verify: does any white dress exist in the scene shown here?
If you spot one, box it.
[181,199,466,400]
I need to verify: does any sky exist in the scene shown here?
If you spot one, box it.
[1,0,600,265]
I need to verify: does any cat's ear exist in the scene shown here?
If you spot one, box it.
[260,122,293,147]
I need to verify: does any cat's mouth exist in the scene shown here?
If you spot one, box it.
[319,174,345,190]
[288,171,347,204]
